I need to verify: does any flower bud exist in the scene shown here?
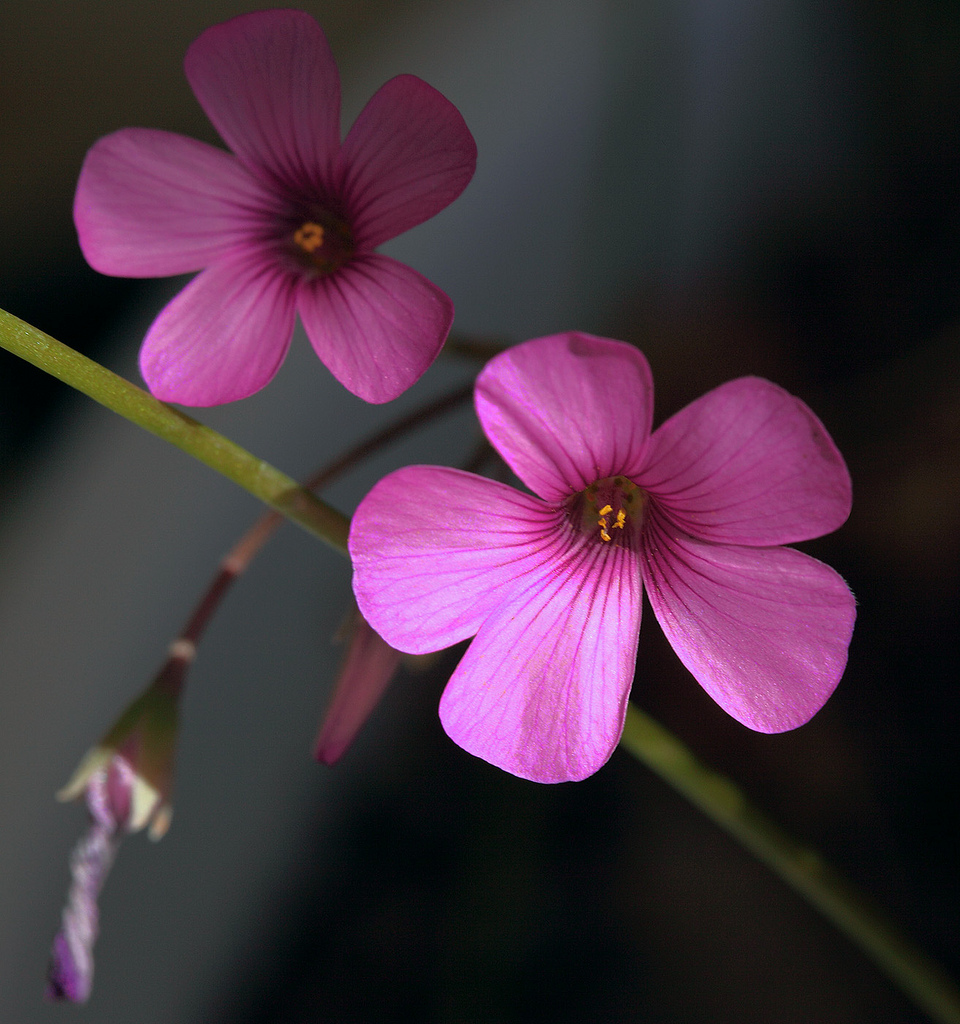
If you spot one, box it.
[314,605,401,765]
[57,673,181,839]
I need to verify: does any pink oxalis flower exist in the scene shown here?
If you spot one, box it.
[349,333,856,783]
[74,9,477,405]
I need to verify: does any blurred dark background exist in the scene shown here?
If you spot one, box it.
[2,1,959,1022]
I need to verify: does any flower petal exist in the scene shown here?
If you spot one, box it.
[314,606,402,765]
[340,75,477,249]
[351,466,565,653]
[74,129,274,277]
[439,538,641,783]
[642,516,856,732]
[642,377,852,545]
[47,763,129,1004]
[298,254,451,403]
[476,334,654,503]
[139,250,296,405]
[184,10,341,194]
[46,819,117,1003]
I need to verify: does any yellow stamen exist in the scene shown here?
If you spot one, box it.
[597,504,613,542]
[569,475,646,545]
[293,222,325,253]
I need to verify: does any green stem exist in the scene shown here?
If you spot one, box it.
[620,705,960,1024]
[0,307,349,554]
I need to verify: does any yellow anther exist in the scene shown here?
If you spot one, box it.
[597,503,615,542]
[569,475,646,545]
[293,222,325,253]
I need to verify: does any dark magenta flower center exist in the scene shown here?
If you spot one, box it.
[287,210,355,277]
[566,475,646,546]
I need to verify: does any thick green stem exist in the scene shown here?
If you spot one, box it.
[620,704,960,1024]
[0,307,349,554]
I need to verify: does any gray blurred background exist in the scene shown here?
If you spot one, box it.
[2,1,959,1021]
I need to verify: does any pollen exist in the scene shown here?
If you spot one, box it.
[596,503,628,542]
[287,212,356,277]
[294,222,325,253]
[568,475,646,545]
[597,504,614,542]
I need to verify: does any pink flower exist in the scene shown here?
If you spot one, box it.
[74,9,477,405]
[349,333,856,783]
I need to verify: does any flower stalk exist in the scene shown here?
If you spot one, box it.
[0,306,349,553]
[620,704,960,1024]
[120,381,475,769]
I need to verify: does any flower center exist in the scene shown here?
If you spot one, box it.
[289,212,355,277]
[566,475,646,546]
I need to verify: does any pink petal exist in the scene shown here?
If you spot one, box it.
[314,606,402,765]
[74,129,275,277]
[350,466,565,653]
[340,75,477,249]
[475,334,654,503]
[46,821,118,1003]
[184,10,341,194]
[297,254,451,403]
[642,377,852,545]
[439,537,641,783]
[47,765,127,1004]
[641,515,856,732]
[139,250,296,405]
